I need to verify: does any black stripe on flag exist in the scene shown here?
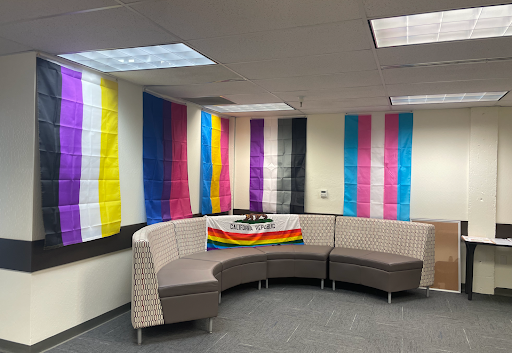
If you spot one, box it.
[290,118,306,214]
[37,58,63,248]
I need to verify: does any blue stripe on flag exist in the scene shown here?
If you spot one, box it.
[397,113,413,221]
[343,115,359,217]
[201,111,213,214]
[143,92,164,224]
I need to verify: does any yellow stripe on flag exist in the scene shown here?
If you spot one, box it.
[210,114,222,213]
[207,235,303,246]
[99,78,121,237]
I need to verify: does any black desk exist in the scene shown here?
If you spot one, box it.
[463,237,512,300]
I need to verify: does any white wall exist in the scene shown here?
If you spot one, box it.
[0,269,31,344]
[0,52,36,241]
[233,117,251,209]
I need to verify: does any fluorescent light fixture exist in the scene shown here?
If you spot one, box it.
[204,103,295,113]
[371,4,512,47]
[58,44,215,72]
[391,92,507,105]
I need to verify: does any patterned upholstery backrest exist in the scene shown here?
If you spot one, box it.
[173,217,207,257]
[298,214,335,246]
[140,221,180,273]
[335,216,435,287]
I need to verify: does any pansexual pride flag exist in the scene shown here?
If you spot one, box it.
[201,112,231,215]
[143,93,192,225]
[250,118,307,214]
[343,113,413,221]
[37,58,121,248]
[206,215,304,250]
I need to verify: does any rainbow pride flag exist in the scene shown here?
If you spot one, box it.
[343,113,413,221]
[143,93,193,225]
[201,112,231,215]
[206,215,304,250]
[37,58,121,248]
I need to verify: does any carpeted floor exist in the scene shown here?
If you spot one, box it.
[47,279,512,353]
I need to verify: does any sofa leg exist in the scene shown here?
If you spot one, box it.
[426,286,430,298]
[208,317,213,333]
[332,280,335,291]
[219,292,221,304]
[137,328,142,345]
[388,292,392,304]
[258,280,261,290]
[321,279,324,290]
[266,279,269,288]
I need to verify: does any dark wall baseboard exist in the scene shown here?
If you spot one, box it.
[0,303,130,353]
[0,223,145,273]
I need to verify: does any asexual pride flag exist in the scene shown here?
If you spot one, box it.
[143,93,192,225]
[201,111,231,215]
[250,118,307,214]
[37,58,121,248]
[343,113,413,221]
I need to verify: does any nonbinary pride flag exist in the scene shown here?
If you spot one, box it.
[250,118,307,214]
[143,93,192,225]
[343,113,413,221]
[37,58,121,248]
[201,111,231,215]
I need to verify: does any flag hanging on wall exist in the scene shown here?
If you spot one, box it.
[250,118,307,214]
[201,111,231,215]
[143,93,192,225]
[343,113,413,221]
[37,58,121,248]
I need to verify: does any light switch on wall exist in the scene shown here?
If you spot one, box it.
[320,190,328,199]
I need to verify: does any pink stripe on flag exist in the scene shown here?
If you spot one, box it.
[219,118,231,212]
[384,114,399,220]
[169,102,192,219]
[357,115,372,218]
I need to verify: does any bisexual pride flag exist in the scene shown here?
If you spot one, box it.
[343,113,413,221]
[143,93,192,225]
[201,111,231,215]
[250,118,307,214]
[37,58,121,248]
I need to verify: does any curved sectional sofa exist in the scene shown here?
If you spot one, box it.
[132,215,435,345]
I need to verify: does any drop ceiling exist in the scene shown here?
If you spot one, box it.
[1,0,512,116]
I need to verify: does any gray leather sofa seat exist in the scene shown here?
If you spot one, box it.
[257,245,333,282]
[329,247,423,295]
[156,259,221,325]
[183,248,267,291]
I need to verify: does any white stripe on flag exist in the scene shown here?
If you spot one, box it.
[79,71,103,241]
[370,115,385,219]
[262,118,278,213]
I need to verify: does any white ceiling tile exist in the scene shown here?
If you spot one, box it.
[387,80,512,96]
[377,37,512,66]
[255,70,382,92]
[363,0,505,19]
[188,20,370,64]
[0,7,177,54]
[0,36,32,56]
[383,62,512,85]
[226,50,376,80]
[146,81,267,98]
[287,97,389,109]
[221,93,283,104]
[132,0,361,40]
[273,85,386,101]
[0,0,118,25]
[112,65,243,86]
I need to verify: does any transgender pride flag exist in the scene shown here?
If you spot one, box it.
[343,113,413,221]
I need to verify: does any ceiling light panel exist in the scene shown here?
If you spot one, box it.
[204,103,295,113]
[58,44,215,72]
[371,4,512,48]
[391,92,507,105]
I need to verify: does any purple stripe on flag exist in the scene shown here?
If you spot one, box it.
[161,100,172,222]
[250,119,265,212]
[59,67,83,246]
